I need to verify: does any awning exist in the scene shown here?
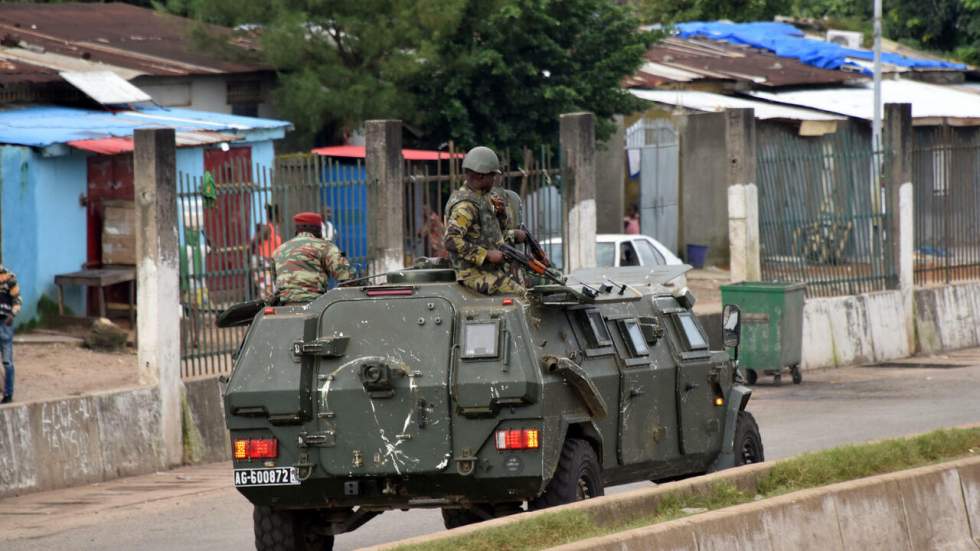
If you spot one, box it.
[312,145,463,161]
[69,131,241,154]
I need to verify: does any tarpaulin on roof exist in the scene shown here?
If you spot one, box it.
[676,22,967,76]
[0,105,291,148]
[312,145,463,161]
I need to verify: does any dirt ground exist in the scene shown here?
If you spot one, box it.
[688,266,729,314]
[1,340,140,404]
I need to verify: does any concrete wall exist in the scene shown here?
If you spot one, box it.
[135,75,277,119]
[799,281,980,371]
[552,455,980,551]
[0,377,228,498]
[678,112,728,266]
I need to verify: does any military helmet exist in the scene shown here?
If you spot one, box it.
[462,146,501,174]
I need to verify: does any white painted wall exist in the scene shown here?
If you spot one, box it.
[135,75,276,117]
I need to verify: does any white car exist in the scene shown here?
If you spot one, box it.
[540,233,687,285]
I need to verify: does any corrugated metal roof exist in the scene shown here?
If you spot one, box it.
[625,37,859,88]
[60,71,152,105]
[747,81,980,124]
[69,131,241,155]
[0,3,266,79]
[312,145,464,161]
[0,56,59,84]
[631,89,844,121]
[0,105,291,148]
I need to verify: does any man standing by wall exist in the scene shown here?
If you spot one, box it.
[0,265,21,403]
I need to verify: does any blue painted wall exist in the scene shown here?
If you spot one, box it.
[1,139,279,327]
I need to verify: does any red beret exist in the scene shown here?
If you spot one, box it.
[293,212,323,226]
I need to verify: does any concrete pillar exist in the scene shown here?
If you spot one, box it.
[677,111,728,265]
[560,112,597,271]
[728,183,761,283]
[595,115,625,234]
[725,109,760,280]
[365,120,405,274]
[134,128,183,466]
[884,103,914,349]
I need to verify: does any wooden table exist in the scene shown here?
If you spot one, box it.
[54,268,136,323]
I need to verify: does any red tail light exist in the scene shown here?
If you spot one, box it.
[494,429,540,450]
[233,438,278,460]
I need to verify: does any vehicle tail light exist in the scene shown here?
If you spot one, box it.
[494,429,540,450]
[233,438,279,460]
[263,307,276,315]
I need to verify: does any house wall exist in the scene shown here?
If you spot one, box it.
[135,75,277,119]
[1,139,279,327]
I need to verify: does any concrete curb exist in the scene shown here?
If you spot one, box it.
[367,423,980,551]
[551,455,980,551]
[0,376,228,499]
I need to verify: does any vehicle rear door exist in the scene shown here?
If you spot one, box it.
[668,309,725,456]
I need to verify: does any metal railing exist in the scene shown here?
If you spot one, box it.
[176,155,370,378]
[913,126,980,285]
[757,128,895,297]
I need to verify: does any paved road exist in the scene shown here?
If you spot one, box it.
[3,350,980,551]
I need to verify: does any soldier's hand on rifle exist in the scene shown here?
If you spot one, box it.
[486,250,505,264]
[512,229,527,243]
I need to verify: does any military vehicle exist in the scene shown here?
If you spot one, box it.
[219,263,763,550]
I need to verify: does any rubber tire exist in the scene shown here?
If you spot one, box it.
[254,506,334,551]
[745,369,758,385]
[791,365,803,384]
[529,438,603,510]
[733,411,765,466]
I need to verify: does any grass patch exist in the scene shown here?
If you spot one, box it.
[391,427,980,551]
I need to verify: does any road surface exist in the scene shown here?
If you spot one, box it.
[3,350,980,550]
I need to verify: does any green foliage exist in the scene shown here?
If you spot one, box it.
[164,0,651,151]
[634,0,791,24]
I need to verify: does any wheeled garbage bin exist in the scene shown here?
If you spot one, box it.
[720,282,805,385]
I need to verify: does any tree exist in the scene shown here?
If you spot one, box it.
[408,0,655,153]
[634,0,790,25]
[167,0,652,151]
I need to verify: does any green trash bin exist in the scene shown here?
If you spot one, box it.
[720,282,805,385]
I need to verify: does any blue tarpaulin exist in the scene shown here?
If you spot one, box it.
[676,22,967,76]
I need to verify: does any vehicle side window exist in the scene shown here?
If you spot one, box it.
[620,242,639,266]
[672,312,708,351]
[577,309,612,348]
[618,319,649,357]
[462,321,499,358]
[633,239,666,266]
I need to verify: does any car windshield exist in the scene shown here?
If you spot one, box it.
[541,242,615,269]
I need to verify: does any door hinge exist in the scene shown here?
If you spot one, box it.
[298,430,336,448]
[292,336,349,360]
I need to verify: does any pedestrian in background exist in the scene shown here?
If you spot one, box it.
[624,204,640,234]
[0,265,21,403]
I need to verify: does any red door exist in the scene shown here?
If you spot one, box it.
[86,154,135,316]
[203,147,253,297]
[87,154,135,267]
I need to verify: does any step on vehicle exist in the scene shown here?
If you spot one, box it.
[218,263,763,550]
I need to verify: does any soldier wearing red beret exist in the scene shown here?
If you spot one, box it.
[271,212,352,304]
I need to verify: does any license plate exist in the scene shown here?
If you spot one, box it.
[234,467,300,487]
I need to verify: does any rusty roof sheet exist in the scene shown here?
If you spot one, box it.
[0,3,266,79]
[0,56,59,84]
[625,38,861,89]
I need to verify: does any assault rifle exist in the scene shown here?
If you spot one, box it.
[499,243,566,286]
[519,224,551,268]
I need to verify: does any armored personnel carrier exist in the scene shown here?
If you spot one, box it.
[220,264,762,550]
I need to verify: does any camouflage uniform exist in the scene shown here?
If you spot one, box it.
[272,233,352,304]
[443,186,524,295]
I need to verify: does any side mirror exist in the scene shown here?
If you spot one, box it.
[722,304,741,348]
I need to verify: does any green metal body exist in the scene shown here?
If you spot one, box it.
[720,282,805,375]
[223,267,752,532]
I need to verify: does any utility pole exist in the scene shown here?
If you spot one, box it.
[872,0,883,154]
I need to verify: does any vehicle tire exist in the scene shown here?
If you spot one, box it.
[733,411,764,466]
[254,506,334,551]
[791,365,803,384]
[528,438,603,510]
[745,369,758,385]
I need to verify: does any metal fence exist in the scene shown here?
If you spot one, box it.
[912,126,980,285]
[176,154,369,377]
[403,145,564,267]
[757,126,895,297]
